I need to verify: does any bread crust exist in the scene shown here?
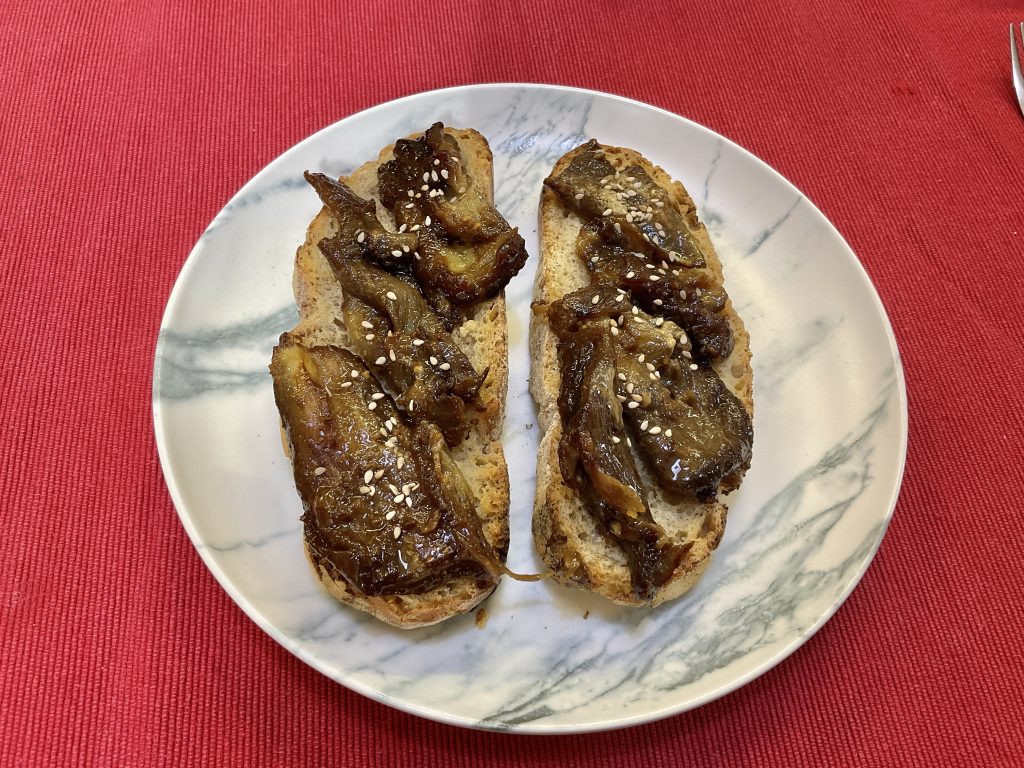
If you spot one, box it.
[285,128,511,628]
[530,143,753,607]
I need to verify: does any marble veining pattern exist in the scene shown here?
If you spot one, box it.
[152,85,906,732]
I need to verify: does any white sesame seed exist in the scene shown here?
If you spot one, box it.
[637,354,645,363]
[420,184,429,191]
[434,158,440,165]
[690,363,699,370]
[653,299,663,306]
[412,338,424,346]
[393,526,402,539]
[616,394,626,402]
[440,362,451,371]
[431,170,438,182]
[374,469,384,479]
[626,400,638,408]
[371,392,385,400]
[640,420,649,431]
[407,190,415,198]
[368,486,376,496]
[646,362,655,371]
[359,485,371,495]
[368,401,378,411]
[441,169,449,179]
[631,306,639,315]
[379,427,388,437]
[650,275,660,282]
[626,271,635,279]
[655,201,664,208]
[388,484,399,495]
[665,429,673,437]
[626,382,634,393]
[409,400,415,411]
[375,356,387,365]
[313,466,326,476]
[397,457,405,470]
[429,356,438,365]
[611,436,621,444]
[574,192,584,200]
[602,208,612,216]
[610,327,619,336]
[627,437,632,447]
[631,394,643,403]
[649,426,662,435]
[654,318,664,327]
[617,372,626,381]
[405,497,413,508]
[340,381,352,388]
[363,470,373,484]
[350,370,359,378]
[360,320,374,330]
[398,224,407,233]
[591,294,601,305]
[394,494,405,503]
[615,294,624,303]
[614,222,622,234]
[365,333,375,341]
[356,231,365,243]
[389,350,396,362]
[411,224,420,231]
[385,437,397,448]
[402,245,410,253]
[405,202,415,209]
[386,291,397,300]
[385,510,396,521]
[401,484,411,495]
[422,172,430,182]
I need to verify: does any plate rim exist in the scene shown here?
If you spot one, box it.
[151,82,909,734]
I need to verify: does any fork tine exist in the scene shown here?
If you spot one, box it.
[1012,24,1024,118]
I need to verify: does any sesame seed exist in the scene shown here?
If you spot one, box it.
[614,222,622,234]
[626,382,634,393]
[611,436,621,444]
[412,338,424,346]
[356,231,365,243]
[340,381,352,388]
[368,486,376,496]
[374,469,384,479]
[385,437,397,448]
[407,190,415,198]
[617,316,624,326]
[637,354,645,363]
[591,294,601,305]
[398,224,407,233]
[379,427,388,437]
[405,202,414,209]
[626,271,635,279]
[394,494,405,503]
[627,437,632,447]
[650,275,660,282]
[313,466,326,476]
[614,293,624,303]
[653,299,663,306]
[617,372,626,381]
[654,318,664,327]
[441,169,449,179]
[422,172,430,182]
[389,350,396,362]
[393,526,402,539]
[375,356,387,365]
[361,321,373,329]
[631,394,643,402]
[397,457,405,470]
[616,394,626,402]
[631,306,639,315]
[359,485,371,494]
[402,245,410,253]
[646,362,655,371]
[434,158,440,165]
[665,429,673,437]
[655,201,664,207]
[363,470,373,484]
[411,224,420,231]
[385,510,396,521]
[365,334,375,341]
[367,401,378,411]
[602,208,612,216]
[424,216,431,226]
[574,192,584,200]
[409,400,415,411]
[440,362,451,371]
[388,484,399,495]
[690,363,699,370]
[610,327,619,336]
[640,420,649,431]
[350,370,359,378]
[429,356,438,365]
[649,426,662,435]
[405,497,413,507]
[401,484,411,495]
[371,392,385,400]
[626,400,639,409]
[679,290,688,300]
[420,184,429,191]
[431,170,438,182]
[386,291,398,300]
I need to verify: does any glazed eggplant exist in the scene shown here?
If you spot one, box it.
[377,122,529,304]
[269,338,502,596]
[318,235,485,446]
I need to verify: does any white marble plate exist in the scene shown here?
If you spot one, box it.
[152,84,907,733]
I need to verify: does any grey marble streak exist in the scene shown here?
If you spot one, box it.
[480,372,896,726]
[155,305,296,399]
[744,195,803,257]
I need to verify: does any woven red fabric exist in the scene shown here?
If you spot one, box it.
[3,0,1023,764]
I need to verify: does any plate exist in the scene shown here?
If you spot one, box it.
[152,84,907,733]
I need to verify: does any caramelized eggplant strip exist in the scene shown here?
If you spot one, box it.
[576,214,733,362]
[378,122,529,304]
[269,338,500,596]
[550,288,690,598]
[319,236,486,445]
[544,139,704,268]
[551,285,752,503]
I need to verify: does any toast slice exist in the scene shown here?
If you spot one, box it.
[282,128,511,627]
[530,141,753,607]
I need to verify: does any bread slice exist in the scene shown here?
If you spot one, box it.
[284,128,511,627]
[530,142,753,607]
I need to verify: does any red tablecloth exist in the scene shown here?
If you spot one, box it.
[4,0,1023,764]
